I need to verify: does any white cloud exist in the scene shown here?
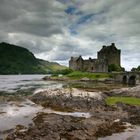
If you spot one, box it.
[0,0,139,70]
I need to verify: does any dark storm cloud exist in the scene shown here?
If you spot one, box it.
[0,0,66,37]
[0,0,140,70]
[0,0,22,22]
[17,40,52,54]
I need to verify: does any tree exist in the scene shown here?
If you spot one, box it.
[131,66,140,72]
[108,64,122,72]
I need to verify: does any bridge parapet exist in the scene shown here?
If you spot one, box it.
[112,72,140,85]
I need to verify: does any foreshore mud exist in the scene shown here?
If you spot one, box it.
[5,85,140,140]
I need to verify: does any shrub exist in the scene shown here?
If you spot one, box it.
[108,64,122,72]
[60,69,73,75]
[95,74,100,78]
[131,66,140,72]
[51,73,59,77]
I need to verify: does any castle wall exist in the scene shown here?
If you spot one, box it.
[69,59,76,70]
[69,57,83,71]
[97,43,121,66]
[77,58,83,71]
[82,60,90,71]
[82,59,108,72]
[98,50,120,66]
[69,43,121,73]
[69,57,108,72]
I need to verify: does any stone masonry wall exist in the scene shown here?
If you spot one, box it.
[69,43,121,72]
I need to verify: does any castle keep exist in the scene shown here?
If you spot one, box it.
[69,43,121,72]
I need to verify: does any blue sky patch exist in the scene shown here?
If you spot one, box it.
[75,11,83,16]
[69,26,77,35]
[77,13,94,25]
[65,6,76,14]
[67,13,95,35]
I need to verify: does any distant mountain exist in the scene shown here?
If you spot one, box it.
[0,42,66,74]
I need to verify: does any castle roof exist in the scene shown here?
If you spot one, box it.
[72,57,79,61]
[71,56,83,61]
[99,43,119,53]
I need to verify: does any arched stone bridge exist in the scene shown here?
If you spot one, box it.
[112,72,140,86]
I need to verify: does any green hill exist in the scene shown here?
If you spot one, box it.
[0,42,66,74]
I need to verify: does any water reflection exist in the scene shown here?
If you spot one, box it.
[0,100,42,131]
[43,108,91,118]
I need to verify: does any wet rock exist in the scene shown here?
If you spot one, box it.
[95,121,127,137]
[104,85,140,98]
[80,77,90,82]
[30,88,104,112]
[43,76,68,81]
[6,110,130,140]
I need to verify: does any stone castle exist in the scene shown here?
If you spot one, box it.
[69,43,121,72]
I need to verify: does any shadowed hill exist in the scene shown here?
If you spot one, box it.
[0,42,66,74]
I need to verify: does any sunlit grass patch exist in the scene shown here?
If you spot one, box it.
[105,97,140,106]
[66,71,112,80]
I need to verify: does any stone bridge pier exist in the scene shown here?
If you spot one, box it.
[113,72,140,86]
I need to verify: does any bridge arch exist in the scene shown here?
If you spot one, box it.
[122,75,127,84]
[128,75,136,86]
[114,72,140,85]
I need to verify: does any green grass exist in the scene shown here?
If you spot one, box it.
[48,65,67,71]
[105,97,140,106]
[65,71,112,80]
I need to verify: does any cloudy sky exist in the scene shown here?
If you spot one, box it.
[0,0,140,70]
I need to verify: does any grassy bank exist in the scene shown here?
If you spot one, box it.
[65,71,112,80]
[106,97,140,106]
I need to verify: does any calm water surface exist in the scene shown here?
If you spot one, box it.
[0,75,63,93]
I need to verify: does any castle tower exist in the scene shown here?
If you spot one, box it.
[97,43,121,66]
[69,56,83,71]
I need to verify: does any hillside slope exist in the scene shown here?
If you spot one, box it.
[0,42,66,74]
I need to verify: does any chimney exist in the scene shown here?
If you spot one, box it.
[111,43,115,46]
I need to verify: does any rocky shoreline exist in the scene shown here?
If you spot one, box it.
[104,85,140,98]
[43,75,115,84]
[5,84,140,140]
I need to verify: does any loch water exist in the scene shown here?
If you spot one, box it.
[0,75,63,93]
